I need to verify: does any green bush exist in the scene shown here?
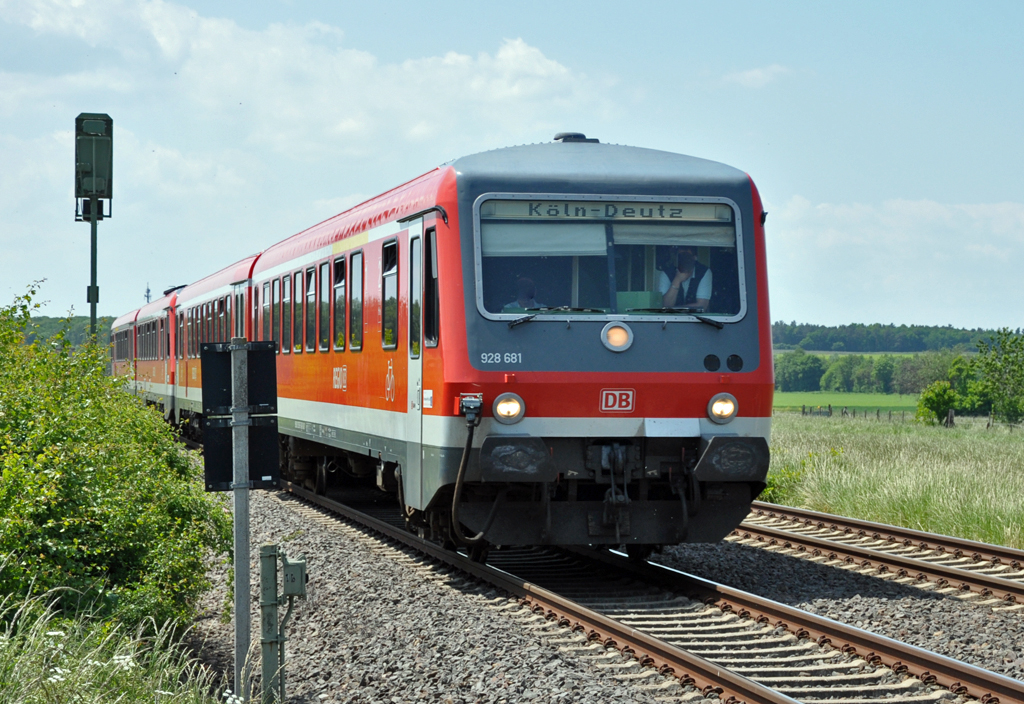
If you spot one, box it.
[916,380,959,424]
[0,287,230,626]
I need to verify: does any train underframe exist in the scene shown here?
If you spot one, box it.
[275,429,769,559]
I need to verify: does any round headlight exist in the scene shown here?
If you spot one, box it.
[601,322,633,352]
[707,392,738,424]
[492,392,526,424]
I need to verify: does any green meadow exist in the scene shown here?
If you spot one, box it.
[764,413,1024,549]
[774,391,919,413]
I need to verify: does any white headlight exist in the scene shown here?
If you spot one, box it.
[492,392,526,424]
[707,392,738,424]
[601,322,633,352]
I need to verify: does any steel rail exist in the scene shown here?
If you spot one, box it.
[577,547,1024,704]
[280,481,798,704]
[748,502,1024,568]
[734,522,1024,604]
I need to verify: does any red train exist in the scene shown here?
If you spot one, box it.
[112,134,774,557]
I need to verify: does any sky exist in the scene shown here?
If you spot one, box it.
[1,0,1022,329]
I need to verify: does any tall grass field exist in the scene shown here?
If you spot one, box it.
[764,413,1024,549]
[774,391,919,413]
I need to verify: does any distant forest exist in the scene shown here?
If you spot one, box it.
[772,322,1008,353]
[25,316,115,347]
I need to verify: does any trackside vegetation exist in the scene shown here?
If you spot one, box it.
[763,413,1024,549]
[0,592,221,704]
[0,287,231,625]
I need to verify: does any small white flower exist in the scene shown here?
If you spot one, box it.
[155,690,174,696]
[45,631,66,637]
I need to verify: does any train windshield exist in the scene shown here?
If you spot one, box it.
[477,199,743,318]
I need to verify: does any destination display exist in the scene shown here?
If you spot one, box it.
[479,199,733,222]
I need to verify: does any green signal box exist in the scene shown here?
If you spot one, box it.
[75,113,113,200]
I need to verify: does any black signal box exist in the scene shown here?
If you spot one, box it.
[200,341,279,491]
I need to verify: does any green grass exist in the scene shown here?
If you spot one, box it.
[774,391,919,413]
[0,591,224,704]
[764,413,1024,549]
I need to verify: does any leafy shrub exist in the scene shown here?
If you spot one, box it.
[916,380,959,424]
[0,287,230,626]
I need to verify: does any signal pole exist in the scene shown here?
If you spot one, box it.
[74,113,113,339]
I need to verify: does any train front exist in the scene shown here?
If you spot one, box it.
[440,137,773,552]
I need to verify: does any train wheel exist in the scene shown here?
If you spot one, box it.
[626,544,654,562]
[314,457,328,495]
[467,543,490,564]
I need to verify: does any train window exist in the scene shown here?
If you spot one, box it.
[305,267,316,354]
[221,297,228,342]
[262,283,271,343]
[252,288,260,342]
[424,228,439,348]
[272,279,281,352]
[282,275,292,353]
[409,237,421,358]
[236,293,244,338]
[159,318,165,359]
[333,258,346,351]
[293,270,304,353]
[349,252,363,351]
[318,262,330,352]
[477,199,741,319]
[381,240,398,350]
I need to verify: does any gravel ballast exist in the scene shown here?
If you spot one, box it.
[661,540,1024,682]
[190,491,683,703]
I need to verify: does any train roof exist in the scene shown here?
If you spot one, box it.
[252,168,452,276]
[450,140,750,193]
[112,309,140,330]
[136,293,176,322]
[176,254,260,307]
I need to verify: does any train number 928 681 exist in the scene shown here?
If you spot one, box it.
[481,352,522,364]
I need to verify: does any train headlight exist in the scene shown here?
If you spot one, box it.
[492,392,526,424]
[707,392,738,424]
[601,322,633,352]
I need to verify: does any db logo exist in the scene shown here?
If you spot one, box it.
[600,389,635,413]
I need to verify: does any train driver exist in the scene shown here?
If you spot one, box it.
[503,277,546,311]
[659,245,712,311]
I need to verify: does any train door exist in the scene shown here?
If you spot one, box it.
[404,223,424,505]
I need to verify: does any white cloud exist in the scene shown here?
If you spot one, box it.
[0,1,617,316]
[767,196,1024,327]
[724,64,789,88]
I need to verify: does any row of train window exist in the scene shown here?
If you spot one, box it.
[178,292,245,359]
[111,320,169,362]
[172,230,439,360]
[251,233,439,356]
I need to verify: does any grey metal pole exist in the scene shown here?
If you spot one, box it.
[231,336,251,701]
[259,544,280,703]
[89,195,98,339]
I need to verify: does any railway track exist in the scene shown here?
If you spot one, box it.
[280,482,1024,704]
[736,503,1024,609]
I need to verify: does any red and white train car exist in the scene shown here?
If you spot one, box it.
[115,135,774,555]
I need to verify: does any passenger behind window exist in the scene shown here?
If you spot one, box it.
[659,246,712,311]
[502,277,546,311]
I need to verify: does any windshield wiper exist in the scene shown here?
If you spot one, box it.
[526,306,607,313]
[693,315,724,330]
[508,313,537,329]
[626,308,725,329]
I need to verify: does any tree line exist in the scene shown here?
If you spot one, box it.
[25,315,114,347]
[772,321,1007,353]
[775,329,1024,423]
